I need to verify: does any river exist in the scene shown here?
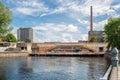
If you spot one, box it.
[0,57,107,80]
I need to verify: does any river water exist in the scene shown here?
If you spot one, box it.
[0,57,107,80]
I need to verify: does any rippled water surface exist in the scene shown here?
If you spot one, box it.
[0,57,107,80]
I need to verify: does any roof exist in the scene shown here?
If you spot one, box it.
[89,31,104,35]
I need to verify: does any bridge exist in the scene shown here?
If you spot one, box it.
[48,44,95,53]
[17,42,107,54]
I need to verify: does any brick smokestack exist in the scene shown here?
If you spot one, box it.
[90,6,93,31]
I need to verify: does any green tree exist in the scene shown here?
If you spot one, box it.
[17,39,21,42]
[99,38,104,42]
[0,1,12,41]
[96,37,104,42]
[26,38,31,43]
[6,33,17,42]
[90,37,96,42]
[104,18,120,50]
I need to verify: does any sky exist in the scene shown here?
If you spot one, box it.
[1,0,120,42]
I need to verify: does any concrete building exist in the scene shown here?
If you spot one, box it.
[88,31,105,42]
[17,28,33,42]
[88,6,105,42]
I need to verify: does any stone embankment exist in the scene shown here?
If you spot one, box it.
[0,52,28,57]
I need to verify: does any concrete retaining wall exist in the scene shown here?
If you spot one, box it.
[0,52,28,57]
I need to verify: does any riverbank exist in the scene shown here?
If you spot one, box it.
[0,52,28,57]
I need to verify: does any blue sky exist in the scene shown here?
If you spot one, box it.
[1,0,120,42]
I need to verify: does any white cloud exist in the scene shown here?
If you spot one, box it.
[40,7,66,17]
[77,19,89,25]
[113,4,120,9]
[66,24,78,32]
[12,24,88,42]
[17,0,43,8]
[16,8,36,15]
[12,27,19,39]
[32,23,86,42]
[33,23,78,32]
[53,0,116,18]
[8,0,120,42]
[13,0,49,16]
[11,0,117,18]
[78,0,114,16]
[62,33,73,42]
[93,20,108,31]
[39,0,116,32]
[80,34,88,40]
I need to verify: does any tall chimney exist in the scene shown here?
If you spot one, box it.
[90,6,93,31]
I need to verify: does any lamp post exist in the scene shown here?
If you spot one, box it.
[111,48,119,67]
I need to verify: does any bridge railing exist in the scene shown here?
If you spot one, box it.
[100,48,119,80]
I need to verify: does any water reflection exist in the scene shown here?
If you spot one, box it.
[0,57,107,80]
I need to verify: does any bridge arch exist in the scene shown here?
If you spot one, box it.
[48,45,96,53]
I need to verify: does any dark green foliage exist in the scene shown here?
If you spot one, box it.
[104,18,120,50]
[90,37,104,42]
[0,1,12,40]
[6,33,17,42]
[26,38,31,43]
[90,37,96,42]
[17,39,21,42]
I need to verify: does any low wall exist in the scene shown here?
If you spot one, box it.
[0,52,28,57]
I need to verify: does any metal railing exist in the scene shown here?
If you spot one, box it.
[100,65,112,80]
[100,48,119,80]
